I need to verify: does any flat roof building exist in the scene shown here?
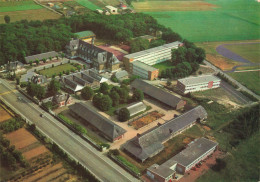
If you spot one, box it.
[177,75,221,94]
[131,61,159,80]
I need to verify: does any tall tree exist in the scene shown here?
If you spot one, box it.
[132,89,144,102]
[118,108,130,122]
[47,79,60,96]
[4,15,10,24]
[81,86,94,100]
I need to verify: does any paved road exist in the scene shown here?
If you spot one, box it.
[0,79,139,182]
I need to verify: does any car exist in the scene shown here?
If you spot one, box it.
[40,113,45,117]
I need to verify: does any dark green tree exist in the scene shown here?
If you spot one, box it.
[81,86,94,100]
[4,15,10,24]
[132,89,144,102]
[118,108,130,122]
[99,95,112,111]
[47,79,61,96]
[109,91,120,107]
[100,82,110,94]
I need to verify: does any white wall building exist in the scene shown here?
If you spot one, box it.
[177,75,221,94]
[131,61,159,80]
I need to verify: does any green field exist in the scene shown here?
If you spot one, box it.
[224,43,260,63]
[153,61,175,73]
[0,1,42,12]
[39,64,77,78]
[143,0,260,42]
[228,71,260,95]
[75,0,100,10]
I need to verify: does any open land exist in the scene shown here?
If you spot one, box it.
[0,106,12,122]
[228,71,260,95]
[143,0,260,42]
[0,1,42,12]
[75,0,100,10]
[39,63,78,77]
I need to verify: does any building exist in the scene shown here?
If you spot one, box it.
[146,138,218,181]
[66,39,120,72]
[52,94,73,107]
[61,69,106,93]
[123,41,183,72]
[131,61,159,80]
[116,102,146,117]
[74,31,96,42]
[105,5,118,14]
[31,75,47,84]
[177,75,221,94]
[114,70,129,81]
[69,103,126,142]
[124,106,207,162]
[25,51,59,64]
[131,79,186,110]
[6,61,24,72]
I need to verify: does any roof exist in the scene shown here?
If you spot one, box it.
[147,163,176,179]
[75,31,95,39]
[25,51,59,63]
[127,102,146,116]
[124,41,182,60]
[124,106,207,161]
[171,138,218,167]
[105,5,117,10]
[131,79,182,108]
[69,103,126,141]
[115,70,128,79]
[132,61,158,72]
[178,75,221,86]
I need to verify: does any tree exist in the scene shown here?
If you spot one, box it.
[118,108,130,122]
[132,89,144,102]
[100,82,110,94]
[109,91,120,107]
[99,95,112,111]
[81,86,94,100]
[130,38,149,53]
[118,88,129,103]
[4,15,10,24]
[47,79,61,96]
[16,77,20,85]
[42,58,47,63]
[93,93,102,108]
[111,74,118,83]
[35,59,39,65]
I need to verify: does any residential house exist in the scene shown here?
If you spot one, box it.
[52,94,73,107]
[31,75,47,84]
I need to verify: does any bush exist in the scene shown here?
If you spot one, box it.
[111,75,118,83]
[100,143,110,149]
[118,108,130,122]
[109,149,120,156]
[81,86,94,100]
[20,82,28,88]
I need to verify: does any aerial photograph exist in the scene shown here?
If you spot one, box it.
[0,0,259,182]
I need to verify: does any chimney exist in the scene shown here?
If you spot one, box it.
[137,133,141,138]
[91,37,95,46]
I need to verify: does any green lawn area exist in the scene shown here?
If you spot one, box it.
[153,61,175,73]
[224,43,260,63]
[144,0,260,42]
[39,64,77,78]
[0,1,42,12]
[115,155,140,174]
[228,71,260,95]
[75,0,100,10]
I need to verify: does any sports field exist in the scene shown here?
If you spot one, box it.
[228,71,260,95]
[75,0,100,10]
[141,0,260,42]
[0,1,42,12]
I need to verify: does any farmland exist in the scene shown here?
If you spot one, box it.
[75,0,100,10]
[142,0,260,42]
[39,63,79,77]
[0,1,42,12]
[228,71,260,95]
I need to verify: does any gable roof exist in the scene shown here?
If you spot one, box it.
[124,106,207,161]
[25,51,59,63]
[75,31,95,39]
[131,79,183,108]
[69,103,126,141]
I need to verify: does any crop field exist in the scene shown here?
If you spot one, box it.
[132,1,217,12]
[143,0,260,42]
[0,106,12,122]
[39,63,78,77]
[0,9,61,24]
[228,71,260,95]
[0,1,42,12]
[75,0,100,10]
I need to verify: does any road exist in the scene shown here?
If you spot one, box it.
[0,79,139,182]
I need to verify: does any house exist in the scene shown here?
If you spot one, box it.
[114,70,129,81]
[69,103,126,142]
[66,39,120,72]
[6,61,24,72]
[177,75,221,94]
[146,138,218,181]
[123,41,183,72]
[61,69,105,93]
[74,31,96,42]
[131,79,186,109]
[105,5,118,14]
[116,102,146,117]
[52,94,73,107]
[124,106,207,162]
[96,9,103,14]
[131,61,159,80]
[119,3,128,10]
[31,75,47,84]
[25,51,59,64]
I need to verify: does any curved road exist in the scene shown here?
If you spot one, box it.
[0,79,139,182]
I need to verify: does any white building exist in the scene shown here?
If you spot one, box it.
[177,75,221,94]
[131,61,159,80]
[105,5,118,14]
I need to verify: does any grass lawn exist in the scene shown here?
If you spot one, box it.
[153,61,175,73]
[144,0,260,42]
[228,71,260,95]
[0,1,42,12]
[115,154,140,174]
[39,64,77,78]
[75,0,100,10]
[224,43,260,63]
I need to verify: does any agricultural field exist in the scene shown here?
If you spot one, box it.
[38,63,79,77]
[142,0,260,42]
[0,106,12,122]
[228,71,260,95]
[0,1,42,12]
[75,0,100,10]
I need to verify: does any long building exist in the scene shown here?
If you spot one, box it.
[131,61,159,80]
[177,75,221,94]
[124,106,207,162]
[69,102,126,142]
[146,138,218,182]
[25,51,59,63]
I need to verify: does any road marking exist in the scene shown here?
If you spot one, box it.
[0,89,17,96]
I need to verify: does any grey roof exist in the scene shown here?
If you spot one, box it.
[131,79,183,108]
[53,94,70,103]
[147,163,176,179]
[6,61,24,70]
[132,61,158,72]
[25,51,59,63]
[127,102,146,116]
[69,103,126,141]
[115,70,128,79]
[172,138,218,167]
[124,41,182,59]
[124,106,207,161]
[178,75,221,86]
